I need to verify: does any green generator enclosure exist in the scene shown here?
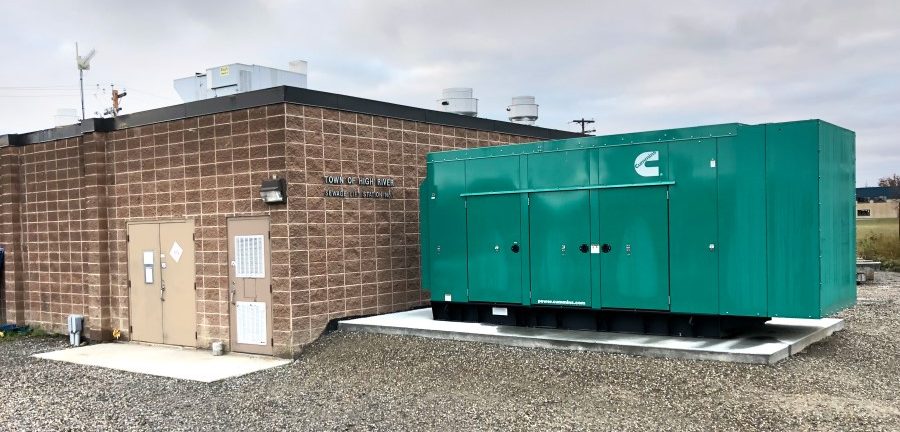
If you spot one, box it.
[419,120,856,336]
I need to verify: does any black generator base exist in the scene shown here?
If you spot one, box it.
[430,301,770,338]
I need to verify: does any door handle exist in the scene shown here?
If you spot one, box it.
[510,243,520,253]
[579,244,589,253]
[230,281,236,304]
[601,243,612,253]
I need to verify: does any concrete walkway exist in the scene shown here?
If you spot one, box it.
[33,343,291,382]
[340,308,844,364]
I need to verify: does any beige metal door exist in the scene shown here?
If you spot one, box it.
[127,220,197,346]
[159,221,197,346]
[228,217,273,355]
[127,223,164,344]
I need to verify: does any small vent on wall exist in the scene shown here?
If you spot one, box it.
[235,235,266,278]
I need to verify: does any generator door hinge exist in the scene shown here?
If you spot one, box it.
[668,295,671,305]
[666,190,670,200]
[527,196,530,206]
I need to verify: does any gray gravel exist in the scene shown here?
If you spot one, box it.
[2,273,900,431]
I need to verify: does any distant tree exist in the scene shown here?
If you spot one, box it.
[878,174,900,188]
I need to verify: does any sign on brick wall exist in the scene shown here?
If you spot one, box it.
[323,174,395,199]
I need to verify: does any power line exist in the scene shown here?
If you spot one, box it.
[125,87,180,102]
[0,82,100,90]
[0,86,80,90]
[0,95,83,98]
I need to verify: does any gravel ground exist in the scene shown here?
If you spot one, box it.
[2,273,900,432]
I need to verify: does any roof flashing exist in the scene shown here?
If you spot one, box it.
[1,86,581,146]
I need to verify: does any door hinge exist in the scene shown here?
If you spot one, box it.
[271,337,274,346]
[666,190,670,200]
[126,234,130,242]
[270,284,273,293]
[128,325,133,333]
[193,233,196,241]
[195,331,198,340]
[668,295,671,305]
[527,196,530,206]
[127,279,131,289]
[194,282,197,291]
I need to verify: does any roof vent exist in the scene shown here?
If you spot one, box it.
[507,96,538,125]
[438,88,478,116]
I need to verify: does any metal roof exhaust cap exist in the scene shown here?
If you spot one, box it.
[437,87,478,116]
[507,96,538,125]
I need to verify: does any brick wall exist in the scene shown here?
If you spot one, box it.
[0,102,538,356]
[103,106,290,348]
[0,145,23,323]
[18,139,91,332]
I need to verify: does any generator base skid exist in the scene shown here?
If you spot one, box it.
[431,301,770,338]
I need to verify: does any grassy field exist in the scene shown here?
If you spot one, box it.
[858,218,900,270]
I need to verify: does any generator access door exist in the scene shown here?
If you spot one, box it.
[598,186,670,310]
[529,190,592,307]
[466,194,523,304]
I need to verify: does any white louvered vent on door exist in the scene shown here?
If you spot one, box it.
[235,235,265,278]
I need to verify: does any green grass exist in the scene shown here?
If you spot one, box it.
[0,327,54,343]
[857,218,900,271]
[858,218,900,238]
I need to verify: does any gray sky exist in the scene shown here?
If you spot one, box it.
[1,0,897,185]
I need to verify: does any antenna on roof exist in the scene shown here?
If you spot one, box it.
[76,43,97,122]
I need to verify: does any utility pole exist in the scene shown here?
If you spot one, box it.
[111,85,127,117]
[571,118,596,135]
[75,43,96,122]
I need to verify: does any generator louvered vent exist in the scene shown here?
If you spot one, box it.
[235,235,266,278]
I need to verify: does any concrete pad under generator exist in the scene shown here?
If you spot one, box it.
[339,308,844,365]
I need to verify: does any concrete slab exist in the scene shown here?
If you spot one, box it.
[33,343,291,382]
[339,308,844,365]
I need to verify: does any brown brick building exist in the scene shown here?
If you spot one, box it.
[0,86,576,356]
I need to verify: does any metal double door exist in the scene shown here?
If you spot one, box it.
[127,221,196,346]
[465,187,670,310]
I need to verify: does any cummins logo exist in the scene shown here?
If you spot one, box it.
[634,151,660,177]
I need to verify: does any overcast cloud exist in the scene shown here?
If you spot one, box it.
[1,0,897,185]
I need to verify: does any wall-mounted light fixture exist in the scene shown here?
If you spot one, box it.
[260,177,287,204]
